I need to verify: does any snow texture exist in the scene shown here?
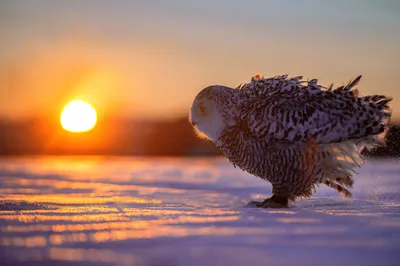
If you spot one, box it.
[0,156,399,266]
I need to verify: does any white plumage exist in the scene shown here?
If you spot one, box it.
[190,74,392,208]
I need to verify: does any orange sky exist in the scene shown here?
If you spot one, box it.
[1,1,399,121]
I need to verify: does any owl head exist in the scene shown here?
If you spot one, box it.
[189,85,237,143]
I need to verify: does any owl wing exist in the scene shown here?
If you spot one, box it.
[236,75,390,145]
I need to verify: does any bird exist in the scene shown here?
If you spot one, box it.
[189,74,392,208]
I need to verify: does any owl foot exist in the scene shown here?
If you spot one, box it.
[260,201,288,208]
[247,194,289,208]
[247,200,264,207]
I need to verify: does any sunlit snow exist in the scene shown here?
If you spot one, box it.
[0,156,399,265]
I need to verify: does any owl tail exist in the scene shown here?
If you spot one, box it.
[316,131,387,198]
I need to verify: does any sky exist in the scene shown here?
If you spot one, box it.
[1,0,400,121]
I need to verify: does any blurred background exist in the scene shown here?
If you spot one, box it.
[1,0,399,156]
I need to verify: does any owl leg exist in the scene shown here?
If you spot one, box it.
[259,194,289,208]
[247,194,289,208]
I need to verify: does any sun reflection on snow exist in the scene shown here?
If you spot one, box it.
[1,225,284,248]
[0,214,249,247]
[1,214,240,235]
[276,218,321,224]
[0,236,47,247]
[3,194,162,205]
[47,247,140,264]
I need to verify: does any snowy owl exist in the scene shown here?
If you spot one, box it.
[190,74,392,208]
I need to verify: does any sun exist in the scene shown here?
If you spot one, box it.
[60,100,97,132]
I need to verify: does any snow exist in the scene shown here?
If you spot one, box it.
[0,156,399,266]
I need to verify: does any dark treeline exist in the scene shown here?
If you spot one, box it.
[0,118,399,157]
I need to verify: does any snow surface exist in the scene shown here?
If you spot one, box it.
[0,156,399,266]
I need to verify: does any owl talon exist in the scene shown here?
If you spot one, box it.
[246,201,263,207]
[260,201,288,208]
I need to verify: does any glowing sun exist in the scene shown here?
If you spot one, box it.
[60,100,97,132]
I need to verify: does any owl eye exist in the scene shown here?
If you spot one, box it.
[198,103,207,115]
